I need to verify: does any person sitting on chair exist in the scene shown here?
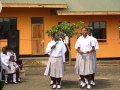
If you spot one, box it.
[7,48,21,82]
[7,55,19,84]
[1,47,10,84]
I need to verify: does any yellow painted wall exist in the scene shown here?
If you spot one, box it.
[0,8,120,58]
[0,39,7,50]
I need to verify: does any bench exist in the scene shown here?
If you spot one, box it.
[20,70,25,81]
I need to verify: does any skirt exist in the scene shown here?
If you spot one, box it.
[7,62,19,74]
[1,64,9,74]
[75,53,94,75]
[44,56,64,78]
[91,51,97,73]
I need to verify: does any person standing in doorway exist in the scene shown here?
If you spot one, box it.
[75,27,95,90]
[44,32,66,89]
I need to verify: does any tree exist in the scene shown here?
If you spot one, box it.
[46,21,85,64]
[46,21,84,38]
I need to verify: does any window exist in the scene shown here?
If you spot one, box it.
[0,18,17,39]
[88,21,106,42]
[31,17,43,24]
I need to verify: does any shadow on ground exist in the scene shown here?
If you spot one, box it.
[93,79,112,89]
[62,80,78,89]
[61,79,111,89]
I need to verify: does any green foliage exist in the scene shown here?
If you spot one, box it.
[0,80,4,89]
[46,21,84,38]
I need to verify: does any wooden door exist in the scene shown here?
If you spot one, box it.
[32,24,44,55]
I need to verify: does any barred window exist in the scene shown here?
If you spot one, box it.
[88,21,106,42]
[0,18,17,39]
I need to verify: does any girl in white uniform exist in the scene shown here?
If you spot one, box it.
[75,27,95,90]
[8,55,18,84]
[7,49,21,82]
[1,47,10,84]
[44,32,66,89]
[87,28,99,86]
[50,37,66,86]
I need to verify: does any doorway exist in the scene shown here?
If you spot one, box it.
[31,17,44,55]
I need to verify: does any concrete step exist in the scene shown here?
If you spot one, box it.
[20,57,48,67]
[22,65,120,76]
[20,57,120,67]
[96,60,120,66]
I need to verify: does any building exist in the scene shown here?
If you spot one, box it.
[0,0,120,60]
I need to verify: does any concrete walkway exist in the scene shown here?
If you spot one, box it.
[3,65,120,90]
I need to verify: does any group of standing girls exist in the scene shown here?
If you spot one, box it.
[44,26,99,90]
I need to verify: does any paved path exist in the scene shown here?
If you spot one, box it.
[3,65,120,90]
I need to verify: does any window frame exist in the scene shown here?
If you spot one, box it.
[0,17,17,39]
[88,21,107,42]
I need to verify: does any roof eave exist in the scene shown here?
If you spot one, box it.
[2,4,68,8]
[57,11,120,15]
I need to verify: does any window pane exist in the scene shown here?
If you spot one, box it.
[94,22,99,29]
[100,22,106,28]
[10,24,17,30]
[31,18,43,24]
[88,22,93,27]
[10,18,17,23]
[0,25,3,30]
[0,18,3,22]
[93,29,106,42]
[4,18,10,22]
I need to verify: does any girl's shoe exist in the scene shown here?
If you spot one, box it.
[87,84,91,90]
[13,81,18,84]
[57,85,61,89]
[52,84,56,89]
[50,80,53,85]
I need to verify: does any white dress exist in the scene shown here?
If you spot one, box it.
[44,40,66,78]
[75,35,95,75]
[1,53,10,74]
[90,36,99,73]
[8,61,18,74]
